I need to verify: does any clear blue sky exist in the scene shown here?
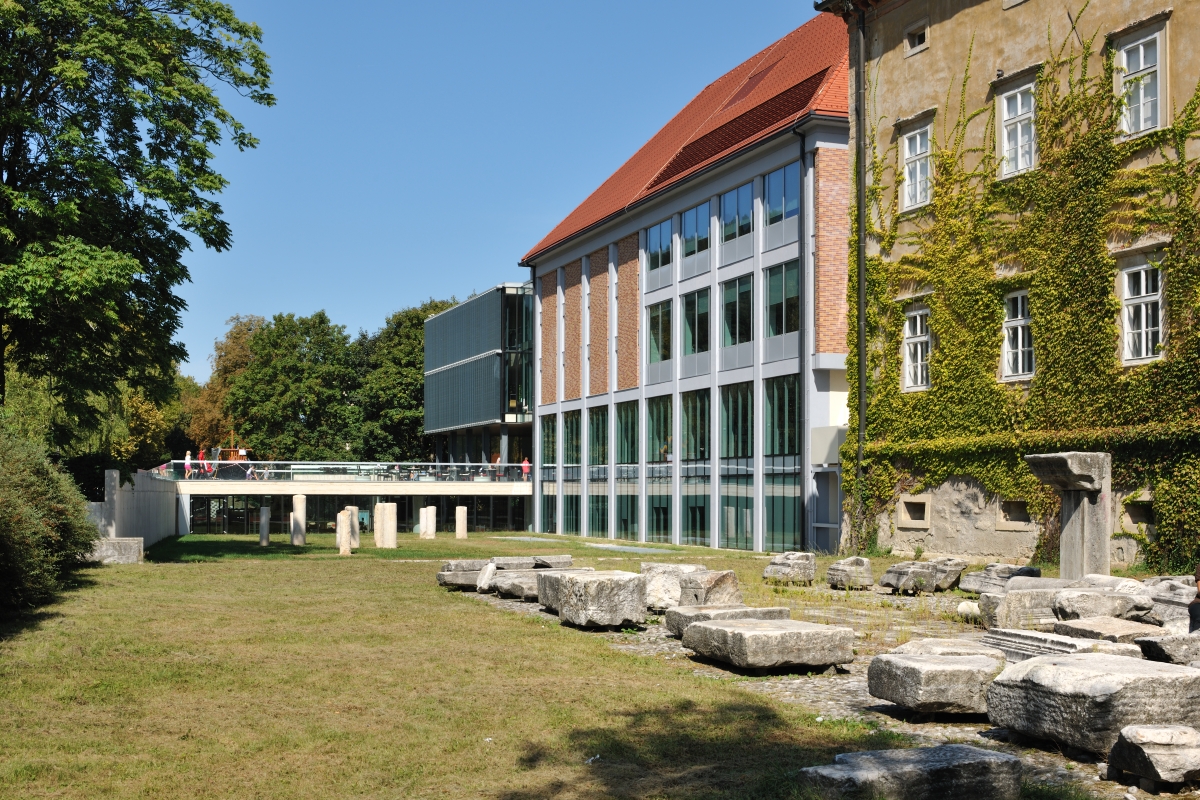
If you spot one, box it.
[178,0,819,380]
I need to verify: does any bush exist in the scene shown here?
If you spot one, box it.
[0,425,99,610]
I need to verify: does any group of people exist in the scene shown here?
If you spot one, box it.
[183,448,257,480]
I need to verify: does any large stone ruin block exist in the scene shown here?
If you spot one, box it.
[879,561,939,595]
[91,538,143,564]
[682,619,854,669]
[436,570,481,588]
[868,653,1004,714]
[492,568,595,601]
[533,555,573,568]
[489,556,538,570]
[1023,451,1111,580]
[928,557,969,591]
[1109,725,1200,784]
[664,604,790,638]
[1052,615,1164,644]
[475,563,497,591]
[1144,578,1197,634]
[762,552,816,585]
[980,587,1066,632]
[1136,634,1200,665]
[891,638,1006,659]
[678,570,742,606]
[640,563,708,611]
[986,653,1200,753]
[442,559,490,572]
[797,744,1022,800]
[827,556,873,590]
[980,628,1142,662]
[959,563,1041,595]
[1052,588,1159,625]
[555,571,646,628]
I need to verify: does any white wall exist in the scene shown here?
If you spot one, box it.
[89,469,177,547]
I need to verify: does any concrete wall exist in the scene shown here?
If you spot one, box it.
[88,469,178,547]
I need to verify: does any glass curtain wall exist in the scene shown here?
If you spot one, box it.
[646,395,673,543]
[765,261,800,337]
[503,287,534,420]
[562,410,581,534]
[649,300,672,363]
[615,401,639,541]
[764,374,803,552]
[683,289,710,355]
[681,389,711,547]
[540,415,557,533]
[723,275,753,346]
[587,406,609,537]
[720,382,754,550]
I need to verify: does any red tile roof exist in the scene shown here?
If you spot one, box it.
[521,14,849,265]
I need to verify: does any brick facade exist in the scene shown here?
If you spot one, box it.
[562,260,583,400]
[814,147,850,354]
[615,234,640,390]
[588,247,609,395]
[539,272,557,403]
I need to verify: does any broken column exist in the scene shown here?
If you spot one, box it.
[456,506,467,539]
[1023,451,1111,580]
[291,495,306,546]
[381,503,398,549]
[258,506,270,546]
[373,503,383,547]
[346,505,360,548]
[336,510,352,554]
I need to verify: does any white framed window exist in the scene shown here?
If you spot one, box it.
[903,307,930,390]
[1002,291,1034,378]
[1122,260,1163,363]
[903,126,931,209]
[646,218,673,272]
[1120,31,1160,135]
[904,18,929,57]
[1001,84,1036,175]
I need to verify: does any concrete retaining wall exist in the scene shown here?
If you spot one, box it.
[88,469,177,548]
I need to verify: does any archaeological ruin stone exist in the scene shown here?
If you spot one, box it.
[1052,589,1159,625]
[827,556,873,590]
[664,604,790,638]
[797,744,1022,800]
[986,653,1200,753]
[475,563,497,592]
[891,638,1005,660]
[1145,579,1197,634]
[1052,616,1164,644]
[436,570,481,588]
[641,563,708,610]
[979,588,1064,632]
[980,628,1143,662]
[555,571,647,628]
[532,555,573,569]
[682,619,854,669]
[492,568,595,601]
[490,556,538,570]
[1023,451,1112,580]
[1109,725,1200,784]
[678,570,742,606]
[879,561,940,595]
[442,559,490,572]
[868,654,1004,714]
[1136,634,1200,665]
[929,557,969,591]
[959,563,1041,595]
[762,552,816,585]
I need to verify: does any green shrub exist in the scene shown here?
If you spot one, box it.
[0,425,99,610]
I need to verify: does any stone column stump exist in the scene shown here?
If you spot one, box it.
[291,495,307,546]
[346,505,360,548]
[336,510,352,555]
[456,506,467,539]
[1024,451,1111,580]
[258,506,270,547]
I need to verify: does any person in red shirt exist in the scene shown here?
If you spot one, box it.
[521,457,531,482]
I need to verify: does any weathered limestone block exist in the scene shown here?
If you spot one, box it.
[868,654,1004,714]
[682,619,854,669]
[797,744,1022,800]
[490,556,538,570]
[1109,725,1200,784]
[533,555,573,569]
[336,510,352,555]
[1136,634,1200,665]
[879,561,940,595]
[981,628,1143,662]
[436,570,480,588]
[986,654,1200,753]
[1006,576,1080,592]
[1145,575,1199,588]
[1145,579,1196,632]
[536,570,569,611]
[678,570,742,606]
[827,556,873,590]
[959,563,1041,595]
[442,559,490,572]
[556,571,646,628]
[1024,451,1112,580]
[762,552,816,585]
[1077,573,1146,594]
[892,638,1005,660]
[641,563,708,610]
[475,563,497,592]
[91,538,143,564]
[455,505,467,539]
[1052,589,1159,625]
[1053,616,1164,644]
[664,604,790,638]
[929,557,969,591]
[979,589,1063,632]
[492,568,595,601]
[346,505,360,548]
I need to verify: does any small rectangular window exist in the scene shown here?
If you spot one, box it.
[764,162,800,228]
[721,182,754,242]
[722,275,753,346]
[682,202,710,258]
[903,126,932,209]
[1001,84,1036,175]
[1121,32,1160,134]
[903,307,930,389]
[682,288,709,356]
[647,219,673,272]
[648,300,672,364]
[1123,261,1163,362]
[765,260,800,337]
[1002,291,1034,378]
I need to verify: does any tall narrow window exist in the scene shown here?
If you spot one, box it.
[765,261,800,337]
[682,202,710,257]
[903,126,931,209]
[722,275,753,346]
[720,382,753,459]
[647,219,673,272]
[648,300,672,363]
[1001,85,1035,175]
[540,415,557,466]
[682,389,710,461]
[562,410,581,464]
[764,374,801,456]
[1123,262,1163,362]
[1121,32,1160,134]
[646,395,672,463]
[683,289,710,355]
[1002,291,1034,378]
[615,401,638,464]
[903,308,930,390]
[721,182,754,243]
[588,406,608,466]
[764,162,800,227]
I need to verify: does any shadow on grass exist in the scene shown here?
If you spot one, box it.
[145,535,322,562]
[0,569,99,643]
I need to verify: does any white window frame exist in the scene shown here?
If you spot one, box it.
[1118,28,1162,136]
[1001,291,1034,379]
[1000,83,1036,176]
[903,18,929,58]
[902,307,930,391]
[1122,259,1163,364]
[902,125,932,210]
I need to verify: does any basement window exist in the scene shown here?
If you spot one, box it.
[897,494,931,529]
[904,19,929,57]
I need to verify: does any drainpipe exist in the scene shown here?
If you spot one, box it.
[792,126,811,551]
[853,5,869,547]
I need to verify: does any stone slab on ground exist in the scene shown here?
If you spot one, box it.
[678,570,742,606]
[980,589,1066,632]
[959,564,1041,595]
[827,556,873,590]
[1052,589,1159,625]
[91,538,143,564]
[682,619,854,669]
[929,557,969,591]
[892,638,1006,660]
[489,556,538,570]
[868,654,1003,714]
[475,563,497,592]
[441,558,489,572]
[981,628,1143,662]
[1135,634,1200,665]
[879,562,940,595]
[436,570,481,588]
[986,653,1200,753]
[1052,616,1164,644]
[532,555,573,568]
[555,571,647,628]
[641,563,708,610]
[797,744,1022,800]
[762,552,816,585]
[664,604,790,638]
[1109,725,1200,784]
[492,568,595,601]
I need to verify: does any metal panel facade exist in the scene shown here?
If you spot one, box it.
[424,290,502,372]
[424,353,504,433]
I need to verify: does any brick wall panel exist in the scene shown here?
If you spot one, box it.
[562,260,582,400]
[588,247,609,395]
[615,234,640,390]
[815,147,850,354]
[539,272,557,403]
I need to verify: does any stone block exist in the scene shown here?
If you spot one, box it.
[891,638,1006,660]
[868,654,1004,714]
[1145,580,1196,631]
[347,505,360,548]
[475,563,497,592]
[91,538,143,564]
[1135,634,1200,665]
[929,557,969,591]
[981,628,1143,662]
[1053,616,1164,644]
[1077,573,1147,594]
[762,552,816,585]
[556,571,646,628]
[533,555,573,569]
[682,619,854,669]
[536,570,569,611]
[678,570,741,606]
[1023,451,1111,581]
[436,570,480,588]
[492,568,595,601]
[442,558,490,572]
[986,653,1200,753]
[827,556,873,590]
[641,563,708,610]
[664,604,790,638]
[797,744,1022,800]
[490,556,538,570]
[879,561,939,595]
[455,505,467,539]
[1052,589,1159,625]
[980,588,1064,631]
[959,563,1041,595]
[1109,725,1200,784]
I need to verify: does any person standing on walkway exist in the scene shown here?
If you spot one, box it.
[521,457,530,482]
[184,450,193,479]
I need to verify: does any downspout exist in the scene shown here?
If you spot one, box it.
[853,6,869,550]
[792,127,809,551]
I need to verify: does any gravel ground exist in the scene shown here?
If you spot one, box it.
[463,585,1200,799]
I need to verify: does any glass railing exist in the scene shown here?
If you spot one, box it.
[146,461,535,483]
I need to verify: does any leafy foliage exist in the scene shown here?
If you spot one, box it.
[185,314,263,448]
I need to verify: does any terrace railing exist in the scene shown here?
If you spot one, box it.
[147,461,534,484]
